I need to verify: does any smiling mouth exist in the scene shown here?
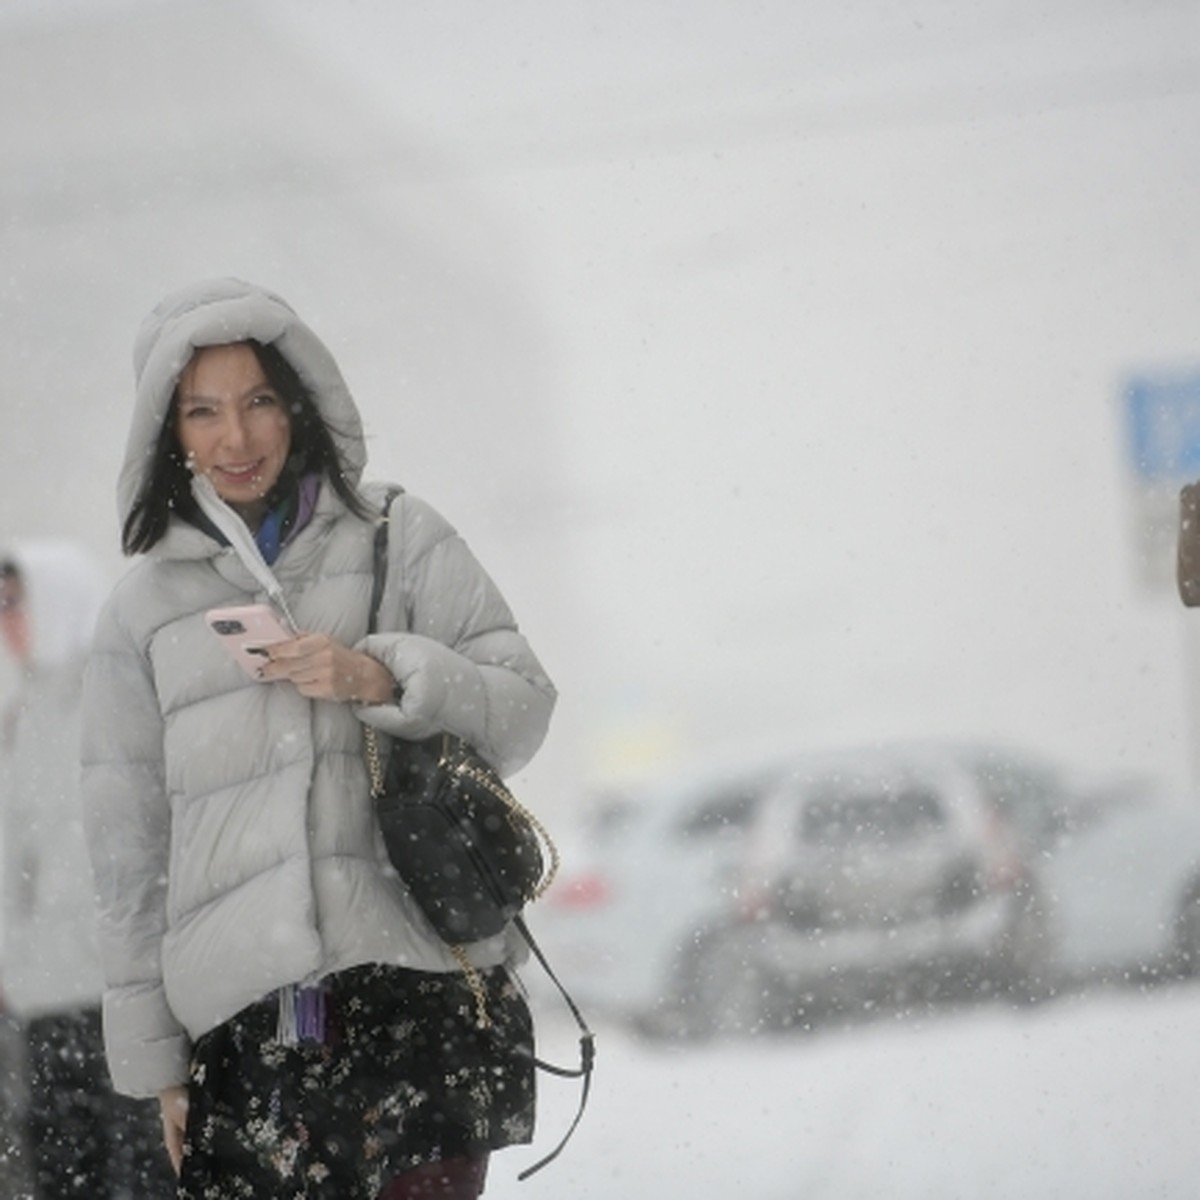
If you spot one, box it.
[215,461,265,485]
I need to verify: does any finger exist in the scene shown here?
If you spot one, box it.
[295,680,337,701]
[260,636,308,662]
[263,648,331,682]
[257,659,301,684]
[162,1116,183,1175]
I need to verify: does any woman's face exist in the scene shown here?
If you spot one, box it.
[175,343,292,524]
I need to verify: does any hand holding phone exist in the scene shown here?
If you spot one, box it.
[205,604,292,679]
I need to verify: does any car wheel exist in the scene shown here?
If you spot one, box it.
[1173,886,1200,976]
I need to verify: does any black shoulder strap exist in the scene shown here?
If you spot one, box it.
[514,915,597,1181]
[368,487,404,635]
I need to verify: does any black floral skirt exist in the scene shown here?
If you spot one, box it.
[178,963,535,1200]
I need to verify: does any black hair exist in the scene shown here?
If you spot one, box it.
[121,339,371,555]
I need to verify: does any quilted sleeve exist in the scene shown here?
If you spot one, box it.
[354,492,556,777]
[80,591,190,1097]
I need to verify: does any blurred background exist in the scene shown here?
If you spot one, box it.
[2,1,1200,1197]
[3,0,1199,803]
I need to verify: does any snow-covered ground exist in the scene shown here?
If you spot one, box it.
[500,981,1200,1199]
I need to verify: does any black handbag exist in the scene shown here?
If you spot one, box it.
[362,490,594,1180]
[366,728,556,944]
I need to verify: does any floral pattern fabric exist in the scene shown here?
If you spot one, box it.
[178,964,535,1200]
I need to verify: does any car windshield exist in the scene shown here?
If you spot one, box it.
[674,779,767,840]
[801,784,946,846]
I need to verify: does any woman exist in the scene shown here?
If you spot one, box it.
[81,278,556,1199]
[1,542,174,1198]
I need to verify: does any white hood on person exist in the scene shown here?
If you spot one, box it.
[120,278,369,626]
[119,276,366,537]
[4,540,106,671]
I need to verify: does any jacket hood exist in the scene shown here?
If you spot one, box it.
[1,540,107,670]
[118,278,368,527]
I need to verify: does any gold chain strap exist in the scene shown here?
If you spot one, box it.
[450,944,491,1028]
[363,724,385,799]
[442,737,560,901]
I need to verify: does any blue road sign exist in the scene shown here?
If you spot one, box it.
[1125,371,1200,482]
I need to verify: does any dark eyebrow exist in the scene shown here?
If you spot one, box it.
[177,379,278,406]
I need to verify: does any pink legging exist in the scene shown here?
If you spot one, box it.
[377,1156,490,1200]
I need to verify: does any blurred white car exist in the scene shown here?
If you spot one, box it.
[532,742,1055,1037]
[1039,800,1200,985]
[694,744,1050,1034]
[528,755,775,1029]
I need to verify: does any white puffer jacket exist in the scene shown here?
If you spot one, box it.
[80,279,556,1098]
[1,541,108,1018]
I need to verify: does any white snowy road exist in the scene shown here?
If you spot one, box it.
[498,982,1200,1199]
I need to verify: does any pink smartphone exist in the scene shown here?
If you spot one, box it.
[205,604,292,679]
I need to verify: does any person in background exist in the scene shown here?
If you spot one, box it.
[1179,482,1200,605]
[0,542,173,1198]
[81,279,556,1199]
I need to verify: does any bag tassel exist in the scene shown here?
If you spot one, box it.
[276,982,327,1046]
